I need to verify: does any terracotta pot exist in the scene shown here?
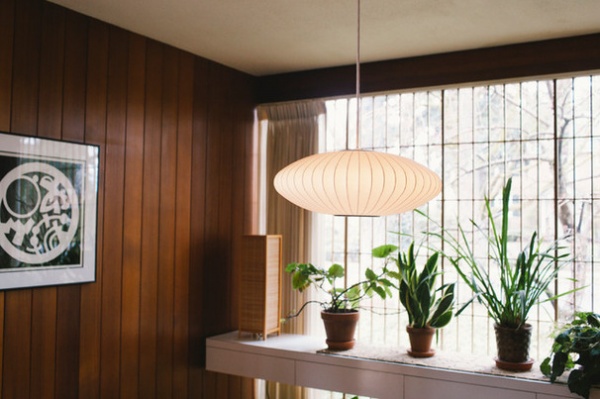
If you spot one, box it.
[406,325,436,358]
[494,323,534,371]
[321,310,359,351]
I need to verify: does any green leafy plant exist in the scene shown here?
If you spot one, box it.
[425,177,571,329]
[541,312,600,399]
[373,242,455,329]
[284,262,393,317]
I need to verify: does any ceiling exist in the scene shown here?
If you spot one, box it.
[48,0,600,77]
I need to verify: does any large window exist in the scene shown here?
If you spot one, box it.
[262,74,599,399]
[307,75,599,363]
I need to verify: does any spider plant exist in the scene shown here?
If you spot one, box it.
[426,177,572,329]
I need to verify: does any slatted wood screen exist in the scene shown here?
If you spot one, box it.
[0,0,256,398]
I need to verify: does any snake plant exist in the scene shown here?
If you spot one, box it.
[373,242,455,329]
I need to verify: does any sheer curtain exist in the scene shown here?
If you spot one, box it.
[257,101,325,399]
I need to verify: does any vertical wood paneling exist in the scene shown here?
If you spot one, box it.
[120,32,145,399]
[4,1,41,397]
[10,0,40,133]
[0,0,14,130]
[139,40,163,399]
[173,51,194,398]
[202,64,231,338]
[203,371,218,398]
[3,291,32,399]
[54,11,86,399]
[0,0,13,395]
[30,4,64,396]
[230,71,255,326]
[157,45,179,399]
[202,64,229,399]
[61,10,88,143]
[30,288,57,399]
[189,57,209,398]
[79,18,109,399]
[1,2,257,399]
[37,1,64,139]
[55,285,81,399]
[217,68,235,332]
[99,26,128,399]
[216,373,230,398]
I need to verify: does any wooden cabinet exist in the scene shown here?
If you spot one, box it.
[238,235,282,339]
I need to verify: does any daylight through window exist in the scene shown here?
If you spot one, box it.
[305,75,599,363]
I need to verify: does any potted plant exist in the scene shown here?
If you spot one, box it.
[541,312,600,399]
[373,242,455,357]
[426,178,572,371]
[285,262,393,351]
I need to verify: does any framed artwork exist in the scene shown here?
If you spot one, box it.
[0,132,99,290]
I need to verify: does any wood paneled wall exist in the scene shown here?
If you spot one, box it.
[0,0,256,398]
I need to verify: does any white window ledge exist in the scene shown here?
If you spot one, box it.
[206,331,598,399]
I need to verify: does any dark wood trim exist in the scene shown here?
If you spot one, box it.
[257,33,600,103]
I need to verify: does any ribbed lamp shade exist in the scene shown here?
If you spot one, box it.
[273,150,442,216]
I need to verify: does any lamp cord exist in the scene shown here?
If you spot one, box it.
[355,0,361,150]
[344,0,361,289]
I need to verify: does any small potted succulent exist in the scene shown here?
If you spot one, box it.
[285,261,393,351]
[541,312,600,399]
[373,242,455,357]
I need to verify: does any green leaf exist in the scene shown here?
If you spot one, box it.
[429,284,455,324]
[365,268,377,281]
[551,352,569,380]
[587,313,600,328]
[372,285,386,299]
[285,263,298,272]
[540,357,552,378]
[567,369,590,399]
[387,271,401,280]
[346,285,361,301]
[328,264,345,278]
[372,244,398,258]
[291,271,308,291]
[430,310,453,328]
[379,278,393,287]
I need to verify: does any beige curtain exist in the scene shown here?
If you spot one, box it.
[258,101,325,399]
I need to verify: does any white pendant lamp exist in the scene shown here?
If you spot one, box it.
[274,150,441,216]
[273,0,442,216]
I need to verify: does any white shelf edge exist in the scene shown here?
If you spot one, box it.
[206,331,596,399]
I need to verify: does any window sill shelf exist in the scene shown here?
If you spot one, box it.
[206,331,597,399]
